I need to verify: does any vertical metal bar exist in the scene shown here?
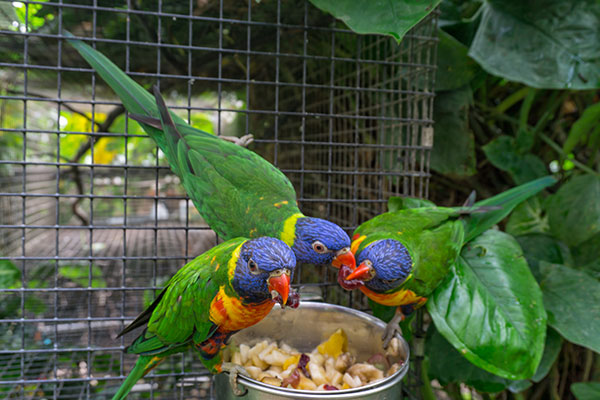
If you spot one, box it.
[273,0,281,167]
[88,3,98,397]
[54,2,64,398]
[299,1,306,214]
[245,0,251,137]
[121,0,132,391]
[20,3,29,399]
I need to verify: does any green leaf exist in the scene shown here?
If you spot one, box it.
[428,230,546,380]
[308,0,442,43]
[0,260,20,289]
[572,233,600,279]
[387,196,436,212]
[516,234,573,281]
[563,102,600,155]
[426,325,511,393]
[59,265,106,288]
[468,1,600,89]
[547,174,600,247]
[572,382,600,400]
[464,175,557,243]
[531,327,562,383]
[539,262,600,353]
[482,135,548,184]
[431,86,477,177]
[436,29,481,91]
[506,197,549,236]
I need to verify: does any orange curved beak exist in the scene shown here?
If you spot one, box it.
[344,262,371,281]
[268,271,291,306]
[331,248,356,270]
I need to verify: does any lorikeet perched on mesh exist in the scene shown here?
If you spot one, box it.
[341,176,556,346]
[67,36,355,273]
[112,237,296,400]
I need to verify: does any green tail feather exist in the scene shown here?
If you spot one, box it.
[112,355,164,400]
[66,33,213,177]
[463,175,557,242]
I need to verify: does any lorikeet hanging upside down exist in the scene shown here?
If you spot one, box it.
[340,176,557,347]
[112,237,297,400]
[67,36,356,273]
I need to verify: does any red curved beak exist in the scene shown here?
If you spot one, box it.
[344,262,371,281]
[268,271,291,306]
[331,248,356,270]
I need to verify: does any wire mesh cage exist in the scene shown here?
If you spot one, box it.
[0,1,437,398]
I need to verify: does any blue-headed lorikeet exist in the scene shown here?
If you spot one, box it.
[67,37,356,274]
[112,236,296,400]
[342,176,557,346]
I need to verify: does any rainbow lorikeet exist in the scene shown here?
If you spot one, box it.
[342,176,556,346]
[112,236,296,400]
[67,37,356,273]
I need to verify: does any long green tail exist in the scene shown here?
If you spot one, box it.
[463,175,557,242]
[112,355,165,400]
[66,33,213,177]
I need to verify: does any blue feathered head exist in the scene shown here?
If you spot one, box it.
[232,237,296,305]
[292,217,355,269]
[346,239,413,293]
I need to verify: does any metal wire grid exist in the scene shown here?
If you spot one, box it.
[0,1,437,398]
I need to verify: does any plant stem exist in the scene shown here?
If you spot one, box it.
[495,87,530,114]
[538,132,600,176]
[420,360,437,400]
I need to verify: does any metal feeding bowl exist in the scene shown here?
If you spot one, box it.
[214,301,410,399]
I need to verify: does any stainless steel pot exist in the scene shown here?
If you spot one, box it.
[214,301,410,399]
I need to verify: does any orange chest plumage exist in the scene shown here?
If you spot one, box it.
[209,286,274,333]
[359,286,426,308]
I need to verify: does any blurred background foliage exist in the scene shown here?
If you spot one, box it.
[0,0,599,399]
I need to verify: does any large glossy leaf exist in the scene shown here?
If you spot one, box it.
[426,325,511,393]
[539,262,600,353]
[482,135,548,184]
[436,29,481,91]
[468,0,600,89]
[431,86,477,177]
[547,174,600,247]
[572,382,600,400]
[516,234,573,281]
[506,197,549,236]
[428,324,561,393]
[428,230,546,379]
[308,0,442,42]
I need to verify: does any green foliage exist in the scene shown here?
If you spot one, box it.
[428,230,546,379]
[59,265,106,288]
[539,262,600,354]
[572,382,600,400]
[0,260,19,289]
[431,86,477,177]
[468,0,600,89]
[308,0,442,43]
[547,174,600,247]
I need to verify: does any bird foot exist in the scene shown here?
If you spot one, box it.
[220,362,248,396]
[382,310,405,349]
[337,264,365,290]
[220,134,254,147]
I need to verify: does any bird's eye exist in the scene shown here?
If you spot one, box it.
[312,241,328,254]
[248,259,260,274]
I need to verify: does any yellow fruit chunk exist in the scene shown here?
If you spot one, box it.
[317,328,348,358]
[342,382,350,390]
[283,354,300,371]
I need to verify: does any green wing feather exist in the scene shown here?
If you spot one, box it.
[68,36,300,240]
[121,238,244,356]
